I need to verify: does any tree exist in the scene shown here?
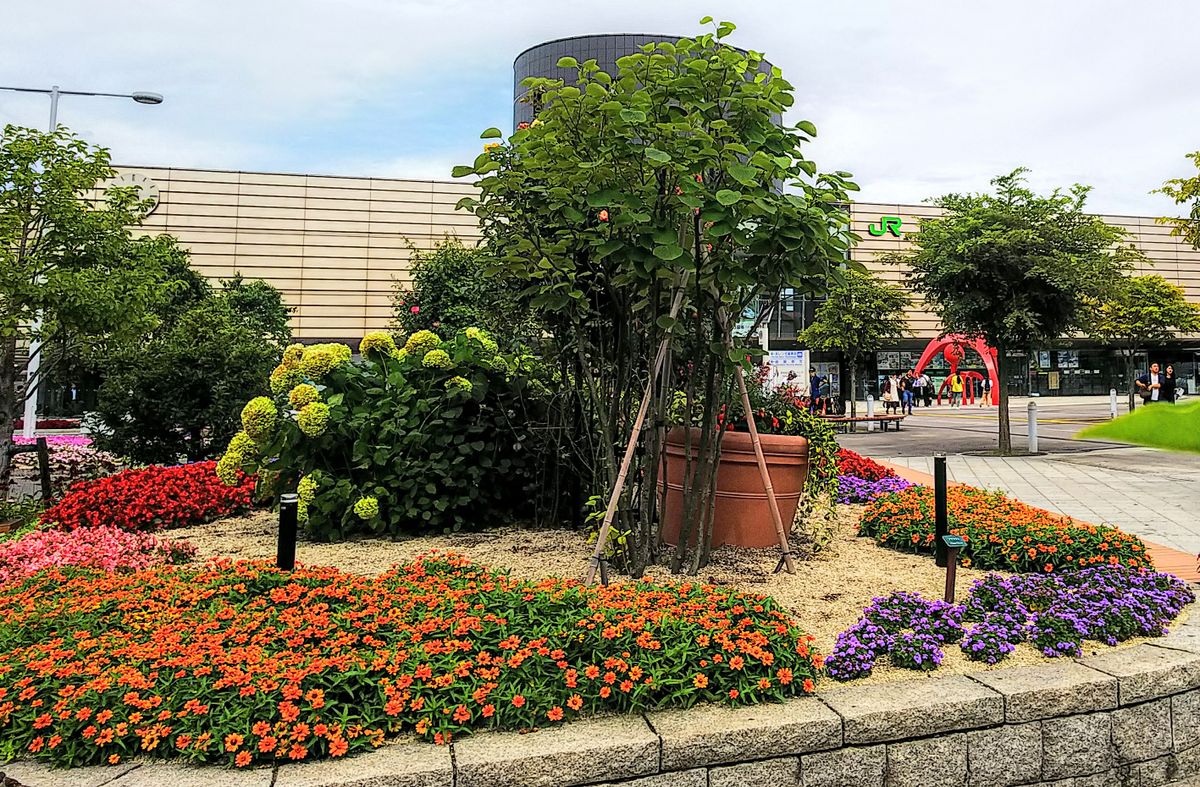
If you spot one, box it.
[455,20,856,573]
[1085,274,1200,410]
[1156,151,1200,249]
[0,125,169,488]
[890,169,1133,454]
[88,272,291,464]
[799,268,909,416]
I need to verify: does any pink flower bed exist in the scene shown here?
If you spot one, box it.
[13,435,93,448]
[0,526,196,585]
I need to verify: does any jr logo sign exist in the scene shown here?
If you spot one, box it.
[868,216,903,237]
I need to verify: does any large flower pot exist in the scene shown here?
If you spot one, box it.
[659,426,809,549]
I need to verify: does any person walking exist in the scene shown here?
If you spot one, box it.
[980,375,993,407]
[881,375,899,414]
[948,371,964,408]
[920,371,933,407]
[911,372,925,408]
[1135,362,1164,404]
[901,372,915,415]
[808,371,825,413]
[1163,364,1178,404]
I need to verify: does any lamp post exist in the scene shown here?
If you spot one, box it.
[0,84,163,438]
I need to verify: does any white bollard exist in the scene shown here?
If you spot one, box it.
[1027,400,1038,454]
[866,394,875,432]
[1110,388,1118,419]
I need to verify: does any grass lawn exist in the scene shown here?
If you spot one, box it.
[1078,398,1200,453]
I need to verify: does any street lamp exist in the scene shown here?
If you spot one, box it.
[0,84,163,437]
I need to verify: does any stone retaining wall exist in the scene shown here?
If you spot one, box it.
[9,625,1200,787]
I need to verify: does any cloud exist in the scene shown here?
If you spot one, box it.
[3,0,1197,216]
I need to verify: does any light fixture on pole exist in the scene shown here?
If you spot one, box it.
[0,84,163,438]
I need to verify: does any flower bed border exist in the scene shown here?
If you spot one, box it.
[9,620,1200,787]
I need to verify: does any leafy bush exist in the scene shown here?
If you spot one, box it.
[857,485,1151,573]
[391,237,536,347]
[218,329,550,540]
[835,448,896,481]
[39,461,254,532]
[0,526,194,584]
[0,554,823,766]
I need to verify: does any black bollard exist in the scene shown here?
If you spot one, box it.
[934,453,948,568]
[277,493,298,571]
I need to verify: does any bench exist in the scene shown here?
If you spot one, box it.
[819,414,907,434]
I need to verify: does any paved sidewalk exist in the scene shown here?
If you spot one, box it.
[882,447,1200,556]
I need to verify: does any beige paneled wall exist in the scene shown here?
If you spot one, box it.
[119,166,482,341]
[849,203,1200,340]
[117,167,1199,344]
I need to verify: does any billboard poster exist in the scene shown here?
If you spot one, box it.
[767,349,809,389]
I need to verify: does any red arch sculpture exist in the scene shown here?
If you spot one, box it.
[912,334,1000,407]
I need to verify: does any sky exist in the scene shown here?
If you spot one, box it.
[2,0,1197,217]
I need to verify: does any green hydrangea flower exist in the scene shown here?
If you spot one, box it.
[300,343,352,379]
[353,496,380,520]
[216,431,257,485]
[445,376,473,393]
[404,329,441,357]
[269,363,303,396]
[282,343,306,366]
[422,349,453,369]
[297,402,331,437]
[359,331,398,357]
[240,396,278,442]
[288,383,320,410]
[390,346,409,362]
[465,326,499,355]
[297,473,319,505]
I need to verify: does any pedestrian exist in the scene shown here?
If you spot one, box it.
[901,371,915,415]
[1135,362,1164,404]
[920,371,933,407]
[881,374,900,414]
[911,372,924,408]
[808,372,824,413]
[1163,364,1178,404]
[948,371,964,408]
[980,375,993,407]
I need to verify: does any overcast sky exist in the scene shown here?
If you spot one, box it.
[2,0,1196,216]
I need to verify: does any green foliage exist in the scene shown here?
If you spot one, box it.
[220,329,550,540]
[1156,151,1200,249]
[89,271,292,464]
[391,237,536,346]
[799,268,909,413]
[1078,398,1200,454]
[890,168,1135,452]
[0,125,173,486]
[454,20,856,574]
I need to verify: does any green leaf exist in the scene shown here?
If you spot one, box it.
[656,315,678,330]
[619,109,647,123]
[645,147,672,164]
[796,120,818,137]
[450,165,474,178]
[715,189,742,206]
[653,244,685,261]
[728,163,759,186]
[557,56,579,68]
[480,127,502,139]
[699,15,713,23]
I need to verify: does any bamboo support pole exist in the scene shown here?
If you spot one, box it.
[585,283,688,586]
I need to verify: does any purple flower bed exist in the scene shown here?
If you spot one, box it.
[825,565,1194,680]
[836,474,913,504]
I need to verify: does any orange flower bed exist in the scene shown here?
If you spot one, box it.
[0,554,821,768]
[858,485,1150,573]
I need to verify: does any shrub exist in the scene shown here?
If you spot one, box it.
[0,554,823,767]
[0,526,194,584]
[835,448,896,481]
[857,485,1150,573]
[39,461,254,532]
[218,329,550,540]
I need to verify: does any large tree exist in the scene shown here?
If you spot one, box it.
[890,169,1132,454]
[1156,151,1200,249]
[0,125,169,488]
[1085,274,1200,410]
[455,19,856,574]
[799,268,908,416]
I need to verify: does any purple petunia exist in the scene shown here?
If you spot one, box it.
[836,474,914,504]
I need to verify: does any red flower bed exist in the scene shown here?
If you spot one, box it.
[11,418,81,430]
[40,461,255,532]
[0,554,822,767]
[836,448,896,481]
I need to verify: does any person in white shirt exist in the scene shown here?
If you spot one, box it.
[1135,363,1163,403]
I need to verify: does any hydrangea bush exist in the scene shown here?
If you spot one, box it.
[217,329,549,540]
[826,566,1193,680]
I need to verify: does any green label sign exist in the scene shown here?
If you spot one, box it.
[942,534,966,548]
[868,216,902,237]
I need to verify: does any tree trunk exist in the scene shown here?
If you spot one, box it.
[995,345,1011,455]
[848,358,858,418]
[0,334,18,495]
[1125,351,1136,413]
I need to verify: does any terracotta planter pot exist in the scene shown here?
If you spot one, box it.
[659,426,809,549]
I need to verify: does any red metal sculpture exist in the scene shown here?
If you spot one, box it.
[912,335,1000,406]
